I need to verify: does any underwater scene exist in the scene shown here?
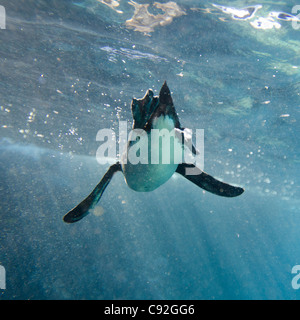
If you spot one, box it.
[0,0,299,300]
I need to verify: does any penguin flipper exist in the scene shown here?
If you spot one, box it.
[63,162,121,223]
[176,163,244,197]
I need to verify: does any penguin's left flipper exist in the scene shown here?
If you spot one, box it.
[176,163,244,197]
[63,162,121,223]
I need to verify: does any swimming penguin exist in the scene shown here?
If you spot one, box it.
[63,82,244,223]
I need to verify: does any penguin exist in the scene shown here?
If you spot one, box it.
[63,82,244,223]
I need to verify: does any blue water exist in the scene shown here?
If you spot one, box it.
[0,0,299,299]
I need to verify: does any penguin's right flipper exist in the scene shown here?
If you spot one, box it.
[63,162,121,223]
[176,163,244,197]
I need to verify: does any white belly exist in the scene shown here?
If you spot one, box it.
[121,115,182,192]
